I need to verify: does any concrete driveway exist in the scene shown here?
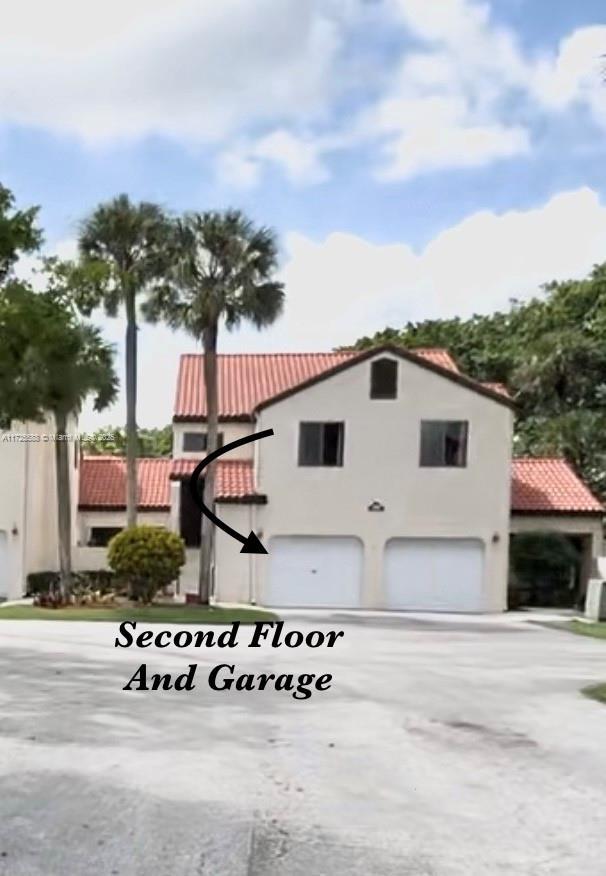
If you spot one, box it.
[0,613,605,875]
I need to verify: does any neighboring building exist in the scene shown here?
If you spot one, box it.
[0,416,78,600]
[1,346,603,610]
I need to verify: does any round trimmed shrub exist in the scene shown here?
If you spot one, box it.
[107,526,186,604]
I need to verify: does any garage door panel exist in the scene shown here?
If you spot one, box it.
[266,536,362,608]
[384,538,484,612]
[0,531,7,600]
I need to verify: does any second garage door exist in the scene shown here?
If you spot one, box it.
[265,536,363,608]
[0,531,7,600]
[384,538,485,612]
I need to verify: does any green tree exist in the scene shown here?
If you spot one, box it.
[145,209,285,602]
[83,424,172,457]
[0,183,42,282]
[0,283,117,594]
[78,195,172,528]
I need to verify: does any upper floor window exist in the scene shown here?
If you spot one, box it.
[299,422,344,467]
[182,431,223,453]
[370,358,398,399]
[420,420,468,467]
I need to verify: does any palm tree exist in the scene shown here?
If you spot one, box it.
[145,209,285,603]
[78,195,171,527]
[43,316,118,595]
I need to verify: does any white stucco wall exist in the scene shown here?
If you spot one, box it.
[172,421,254,459]
[214,353,515,611]
[76,510,170,571]
[0,416,79,597]
[0,426,27,599]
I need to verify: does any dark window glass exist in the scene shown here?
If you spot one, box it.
[183,432,223,452]
[370,358,398,399]
[420,421,468,467]
[88,527,123,547]
[298,422,344,467]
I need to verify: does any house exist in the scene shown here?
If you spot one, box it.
[0,416,79,600]
[1,345,603,610]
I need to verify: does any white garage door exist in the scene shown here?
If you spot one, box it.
[0,531,8,600]
[384,538,484,612]
[266,536,363,608]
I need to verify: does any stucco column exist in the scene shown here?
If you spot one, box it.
[363,536,384,608]
[169,481,181,533]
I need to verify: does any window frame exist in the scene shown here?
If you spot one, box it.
[87,526,123,548]
[370,357,398,400]
[182,431,224,453]
[298,421,345,467]
[419,420,469,468]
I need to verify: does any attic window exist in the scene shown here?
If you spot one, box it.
[370,358,398,399]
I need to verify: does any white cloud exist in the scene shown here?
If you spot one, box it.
[531,25,606,127]
[1,0,604,183]
[354,0,532,179]
[361,95,530,180]
[218,130,331,187]
[0,0,347,143]
[252,187,606,350]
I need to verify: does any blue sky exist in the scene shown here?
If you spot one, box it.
[2,0,606,429]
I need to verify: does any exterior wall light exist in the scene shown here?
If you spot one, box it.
[367,500,385,512]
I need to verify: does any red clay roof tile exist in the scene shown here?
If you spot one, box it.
[79,457,260,509]
[174,349,460,420]
[511,457,603,514]
[170,458,259,500]
[80,454,603,515]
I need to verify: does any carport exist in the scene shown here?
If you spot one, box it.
[510,458,604,606]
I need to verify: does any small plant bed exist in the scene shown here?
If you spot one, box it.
[0,604,278,624]
[567,621,606,640]
[582,683,606,704]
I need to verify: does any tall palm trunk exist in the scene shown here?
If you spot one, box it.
[54,409,72,597]
[199,323,218,604]
[125,287,138,528]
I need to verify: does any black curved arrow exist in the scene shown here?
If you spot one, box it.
[189,428,274,554]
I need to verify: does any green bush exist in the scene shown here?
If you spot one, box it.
[27,569,119,597]
[107,526,185,604]
[26,571,60,595]
[78,569,118,594]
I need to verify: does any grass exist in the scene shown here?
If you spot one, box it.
[582,683,606,704]
[567,620,606,640]
[0,604,278,624]
[564,622,606,705]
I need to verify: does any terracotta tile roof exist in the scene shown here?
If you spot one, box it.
[81,455,603,515]
[170,458,261,501]
[79,457,260,509]
[511,457,604,514]
[174,348,460,420]
[79,457,171,510]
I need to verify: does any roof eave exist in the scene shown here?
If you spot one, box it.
[511,508,604,517]
[253,343,517,414]
[78,504,171,512]
[172,414,254,424]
